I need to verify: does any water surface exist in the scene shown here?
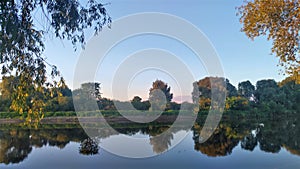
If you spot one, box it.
[1,116,300,169]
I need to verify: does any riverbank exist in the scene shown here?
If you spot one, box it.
[0,110,294,125]
[0,115,197,125]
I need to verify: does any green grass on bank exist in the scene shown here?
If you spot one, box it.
[0,111,21,119]
[0,111,77,119]
[0,110,196,119]
[0,109,297,119]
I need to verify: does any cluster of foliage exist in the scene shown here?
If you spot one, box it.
[0,79,181,117]
[0,75,74,118]
[192,76,300,114]
[71,79,178,112]
[0,0,110,123]
[238,0,299,82]
[1,77,299,118]
[149,80,173,111]
[0,76,300,117]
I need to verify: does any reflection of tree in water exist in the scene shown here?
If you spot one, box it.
[79,138,99,155]
[192,123,240,157]
[0,129,32,164]
[192,115,300,157]
[241,133,257,151]
[147,125,190,154]
[240,117,300,154]
[0,122,188,164]
[112,124,177,154]
[253,116,300,155]
[0,126,88,164]
[282,118,300,156]
[2,116,300,164]
[113,127,140,136]
[256,130,281,153]
[150,131,174,154]
[95,123,173,138]
[31,128,88,149]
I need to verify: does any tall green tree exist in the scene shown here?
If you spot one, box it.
[255,79,279,103]
[192,77,230,110]
[279,77,300,111]
[0,76,18,111]
[73,82,101,100]
[255,79,286,114]
[226,79,238,97]
[192,77,212,100]
[44,82,74,112]
[72,82,101,111]
[238,80,255,99]
[238,0,299,82]
[149,80,173,111]
[0,0,110,122]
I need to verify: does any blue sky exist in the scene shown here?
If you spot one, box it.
[43,0,285,101]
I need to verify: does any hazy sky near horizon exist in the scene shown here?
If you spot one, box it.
[43,0,285,101]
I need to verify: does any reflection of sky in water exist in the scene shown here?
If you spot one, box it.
[100,130,189,157]
[1,131,300,169]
